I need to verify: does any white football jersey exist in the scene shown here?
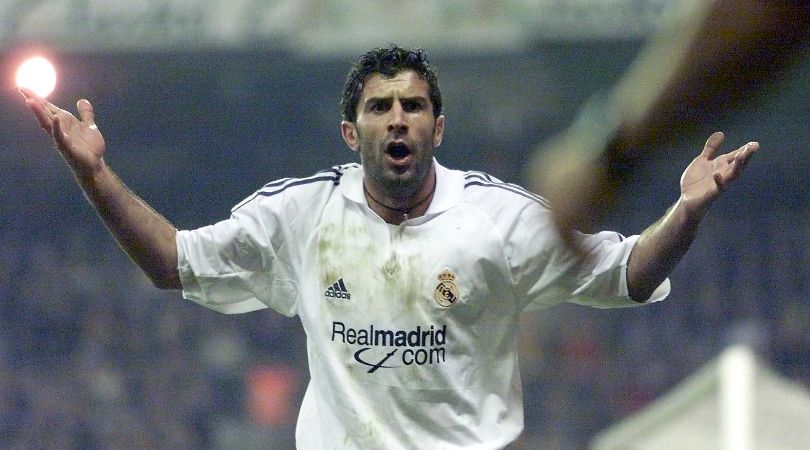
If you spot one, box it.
[176,160,669,449]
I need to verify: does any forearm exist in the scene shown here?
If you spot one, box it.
[626,197,705,302]
[77,161,181,290]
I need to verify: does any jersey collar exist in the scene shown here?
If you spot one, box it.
[342,158,464,220]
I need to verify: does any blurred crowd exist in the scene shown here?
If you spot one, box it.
[0,195,807,449]
[0,229,306,449]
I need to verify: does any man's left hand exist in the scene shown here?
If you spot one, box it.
[680,131,759,212]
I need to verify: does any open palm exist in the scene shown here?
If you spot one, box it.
[21,87,106,178]
[680,132,758,209]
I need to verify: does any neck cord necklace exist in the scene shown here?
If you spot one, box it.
[363,173,437,216]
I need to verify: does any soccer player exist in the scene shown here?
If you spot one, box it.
[21,45,758,449]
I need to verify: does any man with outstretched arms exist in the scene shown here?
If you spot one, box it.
[22,45,758,449]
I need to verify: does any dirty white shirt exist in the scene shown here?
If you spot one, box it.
[176,160,669,450]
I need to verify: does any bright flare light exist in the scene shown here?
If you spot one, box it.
[16,56,57,98]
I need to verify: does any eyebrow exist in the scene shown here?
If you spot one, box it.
[363,95,428,106]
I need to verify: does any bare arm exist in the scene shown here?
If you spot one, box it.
[626,132,758,301]
[22,88,181,290]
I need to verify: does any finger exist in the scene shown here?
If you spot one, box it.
[701,131,725,159]
[77,99,95,127]
[21,88,59,115]
[727,141,759,171]
[52,115,70,152]
[19,86,35,100]
[24,96,55,133]
[713,171,726,190]
[744,141,760,153]
[717,151,749,187]
[19,90,79,146]
[24,92,61,123]
[740,141,759,161]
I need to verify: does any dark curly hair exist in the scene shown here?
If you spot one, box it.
[340,44,442,123]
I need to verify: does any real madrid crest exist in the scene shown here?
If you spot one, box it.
[434,269,460,307]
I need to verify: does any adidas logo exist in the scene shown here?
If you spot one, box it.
[324,278,351,300]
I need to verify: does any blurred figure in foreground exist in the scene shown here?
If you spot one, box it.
[533,0,810,247]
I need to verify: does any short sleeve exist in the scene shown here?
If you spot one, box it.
[559,233,669,309]
[176,201,299,316]
[507,204,669,311]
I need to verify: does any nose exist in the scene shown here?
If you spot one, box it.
[387,102,408,134]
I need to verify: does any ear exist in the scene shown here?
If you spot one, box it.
[433,115,445,147]
[341,120,359,151]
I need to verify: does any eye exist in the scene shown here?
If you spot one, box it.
[402,100,423,112]
[368,100,390,113]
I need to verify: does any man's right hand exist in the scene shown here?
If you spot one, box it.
[20,87,106,178]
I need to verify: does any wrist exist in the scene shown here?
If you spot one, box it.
[75,158,113,190]
[674,194,709,226]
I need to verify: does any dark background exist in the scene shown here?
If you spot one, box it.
[1,40,808,448]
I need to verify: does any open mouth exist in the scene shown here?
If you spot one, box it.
[386,141,412,160]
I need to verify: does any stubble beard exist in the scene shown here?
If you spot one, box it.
[357,130,434,201]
